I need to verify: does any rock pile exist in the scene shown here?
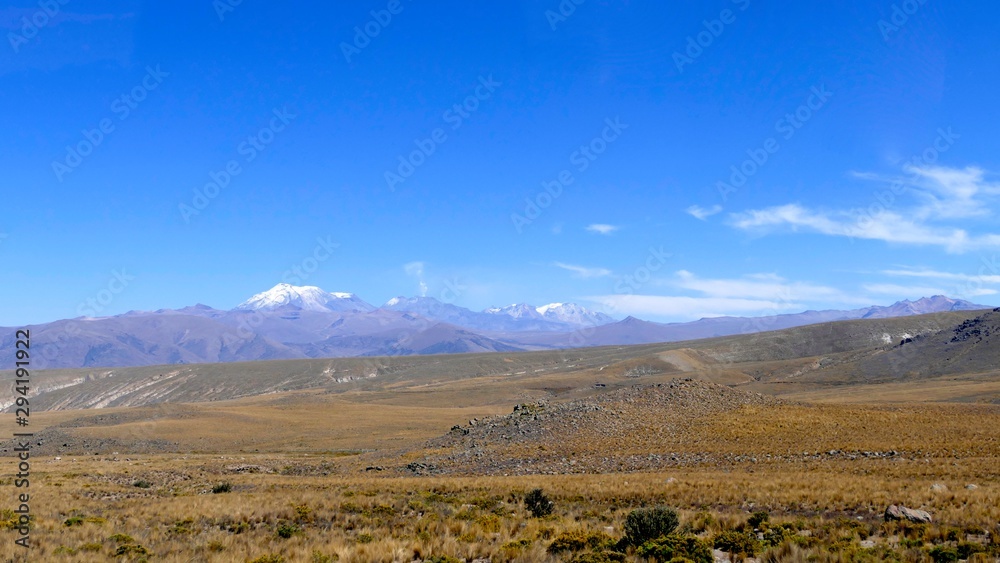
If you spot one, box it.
[418,379,782,475]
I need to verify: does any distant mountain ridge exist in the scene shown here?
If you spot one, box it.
[0,283,991,369]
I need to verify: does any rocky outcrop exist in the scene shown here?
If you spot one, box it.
[884,504,932,523]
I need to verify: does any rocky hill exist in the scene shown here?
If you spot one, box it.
[417,379,781,475]
[837,308,1000,381]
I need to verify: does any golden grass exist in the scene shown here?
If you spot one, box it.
[4,398,1000,562]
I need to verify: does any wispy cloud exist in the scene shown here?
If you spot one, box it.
[686,204,722,220]
[881,267,1000,284]
[862,283,950,296]
[587,294,801,319]
[729,166,1000,253]
[403,261,428,296]
[588,270,868,320]
[585,223,619,235]
[671,270,856,302]
[553,261,612,278]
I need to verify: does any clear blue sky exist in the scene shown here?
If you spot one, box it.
[2,0,999,326]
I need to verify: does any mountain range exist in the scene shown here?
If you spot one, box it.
[0,283,991,369]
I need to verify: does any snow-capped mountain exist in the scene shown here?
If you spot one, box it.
[383,297,578,332]
[536,302,616,326]
[235,283,375,313]
[381,296,484,325]
[1,283,991,369]
[483,303,545,320]
[484,302,614,327]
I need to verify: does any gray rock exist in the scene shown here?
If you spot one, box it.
[884,504,932,523]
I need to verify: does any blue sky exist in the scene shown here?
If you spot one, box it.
[2,0,1000,326]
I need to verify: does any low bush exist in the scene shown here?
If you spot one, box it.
[525,488,554,518]
[622,506,680,546]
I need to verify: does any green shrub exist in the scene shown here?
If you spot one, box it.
[133,480,152,489]
[525,488,554,518]
[169,518,196,535]
[761,525,792,547]
[108,533,134,543]
[748,511,770,529]
[356,532,374,543]
[113,543,150,557]
[714,529,760,557]
[310,551,338,563]
[569,551,627,563]
[957,542,987,559]
[80,542,103,552]
[64,516,84,526]
[929,545,960,563]
[547,530,613,553]
[637,534,714,563]
[212,482,232,494]
[276,522,302,539]
[623,506,680,546]
[248,555,285,563]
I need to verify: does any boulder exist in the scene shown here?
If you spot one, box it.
[884,504,932,523]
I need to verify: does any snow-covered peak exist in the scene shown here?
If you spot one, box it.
[483,303,544,320]
[535,302,616,326]
[235,284,374,313]
[535,302,564,315]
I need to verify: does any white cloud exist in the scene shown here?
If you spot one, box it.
[670,270,853,303]
[686,204,723,220]
[965,288,999,297]
[587,294,802,319]
[729,203,994,253]
[881,267,1000,284]
[585,223,619,235]
[862,283,950,296]
[553,261,612,278]
[729,166,1000,253]
[403,261,428,296]
[588,270,875,320]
